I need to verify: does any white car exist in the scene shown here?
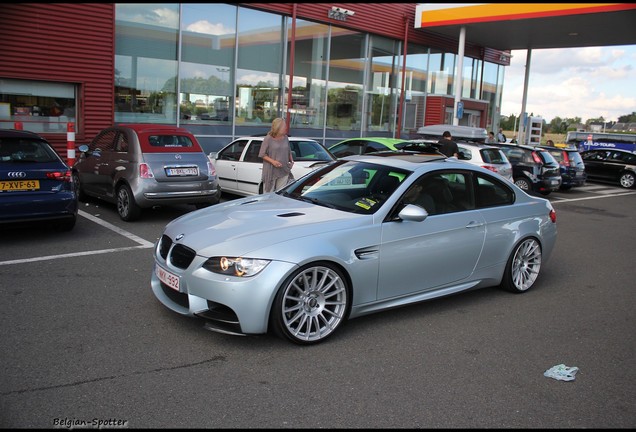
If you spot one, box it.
[209,136,335,196]
[457,142,514,182]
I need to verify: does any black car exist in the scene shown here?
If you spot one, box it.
[0,129,78,230]
[492,143,562,195]
[537,145,587,190]
[580,148,636,189]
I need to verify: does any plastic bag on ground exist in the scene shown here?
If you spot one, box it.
[544,364,579,381]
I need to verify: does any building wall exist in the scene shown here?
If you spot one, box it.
[0,3,115,155]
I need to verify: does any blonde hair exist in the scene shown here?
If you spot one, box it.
[268,117,286,138]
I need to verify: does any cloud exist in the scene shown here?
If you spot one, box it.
[501,45,636,122]
[186,20,234,35]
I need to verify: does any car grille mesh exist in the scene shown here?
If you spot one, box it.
[159,234,196,269]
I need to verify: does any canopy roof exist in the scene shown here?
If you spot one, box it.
[415,3,636,50]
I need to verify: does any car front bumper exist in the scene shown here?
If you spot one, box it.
[151,253,297,335]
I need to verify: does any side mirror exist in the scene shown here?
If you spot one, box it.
[398,203,429,222]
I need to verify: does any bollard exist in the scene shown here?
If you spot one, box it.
[67,122,76,166]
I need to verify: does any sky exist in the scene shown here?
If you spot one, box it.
[500,45,636,124]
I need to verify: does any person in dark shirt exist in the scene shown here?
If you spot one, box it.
[437,131,458,157]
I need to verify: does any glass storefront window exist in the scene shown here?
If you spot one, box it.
[179,4,237,127]
[482,61,501,132]
[366,35,401,134]
[0,78,77,133]
[428,51,456,96]
[400,44,430,134]
[235,8,284,131]
[326,28,365,140]
[462,57,482,100]
[284,19,329,135]
[114,3,179,123]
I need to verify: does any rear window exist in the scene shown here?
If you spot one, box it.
[567,151,584,164]
[480,149,507,164]
[140,134,202,153]
[543,148,564,162]
[537,150,558,165]
[0,137,60,163]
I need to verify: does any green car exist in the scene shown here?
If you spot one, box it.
[328,138,414,158]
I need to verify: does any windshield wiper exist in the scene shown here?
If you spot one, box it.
[295,195,337,209]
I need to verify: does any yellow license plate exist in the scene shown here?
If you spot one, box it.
[0,180,40,192]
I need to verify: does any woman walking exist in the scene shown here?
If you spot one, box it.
[258,117,294,193]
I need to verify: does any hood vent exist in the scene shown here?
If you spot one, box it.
[278,212,305,217]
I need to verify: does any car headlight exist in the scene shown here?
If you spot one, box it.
[202,256,270,277]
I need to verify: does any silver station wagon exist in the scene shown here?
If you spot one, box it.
[73,124,221,221]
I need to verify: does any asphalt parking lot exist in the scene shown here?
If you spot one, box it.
[1,182,635,428]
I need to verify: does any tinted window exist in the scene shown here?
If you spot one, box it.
[290,140,333,160]
[243,141,262,163]
[330,141,362,157]
[0,137,59,163]
[218,139,248,161]
[91,129,117,152]
[543,148,564,163]
[582,151,607,161]
[499,146,525,163]
[410,172,473,215]
[566,151,584,165]
[148,135,194,148]
[481,148,506,164]
[537,150,558,165]
[475,173,514,208]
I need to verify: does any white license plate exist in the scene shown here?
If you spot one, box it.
[156,264,180,291]
[166,167,198,176]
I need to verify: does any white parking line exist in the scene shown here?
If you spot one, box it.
[79,210,154,248]
[551,190,636,203]
[0,210,155,266]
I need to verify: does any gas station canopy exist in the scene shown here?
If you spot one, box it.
[415,3,636,51]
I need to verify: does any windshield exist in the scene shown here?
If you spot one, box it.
[279,160,411,214]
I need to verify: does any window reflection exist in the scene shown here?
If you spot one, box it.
[235,8,283,127]
[114,3,179,123]
[179,3,236,125]
[326,29,365,138]
[366,36,401,134]
[285,19,329,133]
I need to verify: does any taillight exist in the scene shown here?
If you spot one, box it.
[549,209,557,223]
[139,163,154,179]
[46,170,72,182]
[207,160,216,177]
[562,151,570,166]
[531,151,542,164]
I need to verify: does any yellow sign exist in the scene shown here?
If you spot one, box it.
[415,3,636,28]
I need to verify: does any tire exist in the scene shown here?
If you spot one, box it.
[116,184,141,221]
[559,185,572,191]
[500,237,542,293]
[270,262,350,345]
[619,171,635,189]
[514,177,532,192]
[72,172,88,202]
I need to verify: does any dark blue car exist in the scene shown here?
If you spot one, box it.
[0,129,78,230]
[537,145,587,191]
